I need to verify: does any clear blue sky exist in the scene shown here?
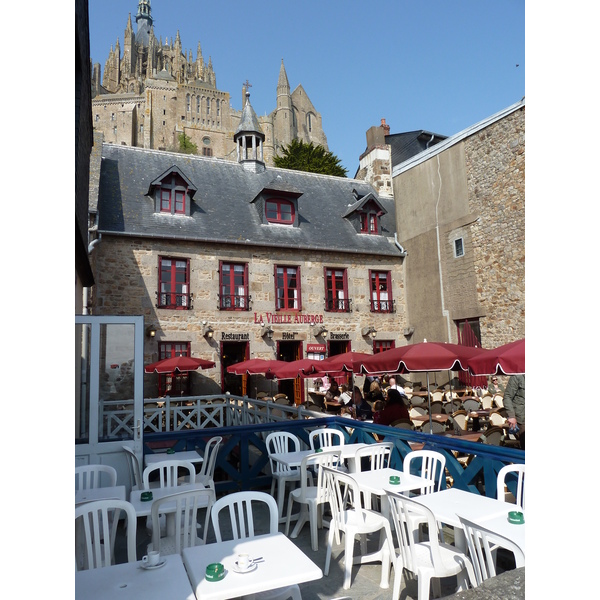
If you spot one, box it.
[89,0,524,175]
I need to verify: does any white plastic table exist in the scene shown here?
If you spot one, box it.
[75,485,127,505]
[144,449,204,467]
[270,442,369,473]
[75,554,195,600]
[129,482,211,517]
[474,511,526,556]
[182,532,323,600]
[409,487,522,553]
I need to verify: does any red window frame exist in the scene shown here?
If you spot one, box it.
[219,261,249,310]
[360,211,378,234]
[373,339,395,353]
[265,199,295,224]
[157,342,191,396]
[324,267,350,312]
[275,265,301,311]
[369,270,393,313]
[159,174,187,214]
[158,257,190,309]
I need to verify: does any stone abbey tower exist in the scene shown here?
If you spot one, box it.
[91,0,328,164]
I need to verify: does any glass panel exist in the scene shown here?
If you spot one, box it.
[76,323,91,443]
[98,323,135,442]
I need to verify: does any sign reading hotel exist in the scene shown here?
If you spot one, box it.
[254,312,324,325]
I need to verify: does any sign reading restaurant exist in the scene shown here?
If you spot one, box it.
[254,312,324,325]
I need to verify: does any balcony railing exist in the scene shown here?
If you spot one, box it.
[100,394,524,500]
[370,298,394,313]
[219,293,251,310]
[325,297,352,312]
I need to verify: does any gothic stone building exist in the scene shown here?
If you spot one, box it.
[90,94,407,401]
[91,0,328,165]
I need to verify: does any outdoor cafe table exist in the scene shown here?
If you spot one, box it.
[129,482,211,518]
[408,487,524,555]
[75,485,126,505]
[144,449,204,468]
[182,532,323,600]
[75,553,195,600]
[270,442,370,473]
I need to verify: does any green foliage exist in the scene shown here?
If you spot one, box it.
[274,139,347,177]
[178,132,198,155]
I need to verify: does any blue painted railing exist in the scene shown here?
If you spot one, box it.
[143,395,524,501]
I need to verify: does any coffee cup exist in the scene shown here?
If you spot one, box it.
[142,550,160,567]
[237,553,251,570]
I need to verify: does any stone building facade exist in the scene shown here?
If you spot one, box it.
[91,0,327,164]
[89,95,407,400]
[391,99,525,351]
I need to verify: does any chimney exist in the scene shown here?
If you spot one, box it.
[381,118,390,136]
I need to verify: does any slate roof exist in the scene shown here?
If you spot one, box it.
[385,130,447,168]
[97,144,401,257]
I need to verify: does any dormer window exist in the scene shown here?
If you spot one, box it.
[148,166,196,217]
[266,199,295,224]
[360,211,378,234]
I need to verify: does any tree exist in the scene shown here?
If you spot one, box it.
[178,132,198,155]
[274,139,347,177]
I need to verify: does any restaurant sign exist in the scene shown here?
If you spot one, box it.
[307,344,326,353]
[254,312,324,325]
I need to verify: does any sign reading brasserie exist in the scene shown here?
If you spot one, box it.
[253,312,324,325]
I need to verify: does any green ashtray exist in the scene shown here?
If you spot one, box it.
[166,448,176,454]
[140,491,153,502]
[389,475,400,485]
[205,563,226,582]
[316,448,323,453]
[507,510,524,524]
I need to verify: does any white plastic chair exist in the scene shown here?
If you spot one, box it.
[284,450,340,551]
[210,491,301,600]
[266,431,302,519]
[403,450,446,494]
[353,442,394,510]
[194,435,222,491]
[142,459,195,489]
[75,464,117,491]
[458,514,525,587]
[387,491,474,600]
[149,487,215,555]
[323,466,394,590]
[497,463,525,510]
[309,428,348,472]
[75,499,137,571]
[122,446,144,491]
[309,428,346,451]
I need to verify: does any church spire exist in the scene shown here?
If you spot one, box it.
[235,90,266,172]
[135,0,153,47]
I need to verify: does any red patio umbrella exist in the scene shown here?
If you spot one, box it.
[318,351,374,373]
[466,339,525,376]
[355,342,483,375]
[355,341,484,434]
[270,358,341,380]
[144,355,215,373]
[226,358,288,378]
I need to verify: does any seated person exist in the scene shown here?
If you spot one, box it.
[338,384,352,405]
[368,380,386,404]
[373,388,410,426]
[353,386,373,421]
[325,380,341,412]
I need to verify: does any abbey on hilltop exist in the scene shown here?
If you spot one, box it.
[91,0,328,163]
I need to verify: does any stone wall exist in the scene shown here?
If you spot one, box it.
[91,236,407,393]
[466,107,525,347]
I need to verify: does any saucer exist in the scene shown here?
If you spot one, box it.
[232,560,257,574]
[141,559,166,570]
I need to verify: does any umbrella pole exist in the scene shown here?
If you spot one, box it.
[427,372,433,434]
